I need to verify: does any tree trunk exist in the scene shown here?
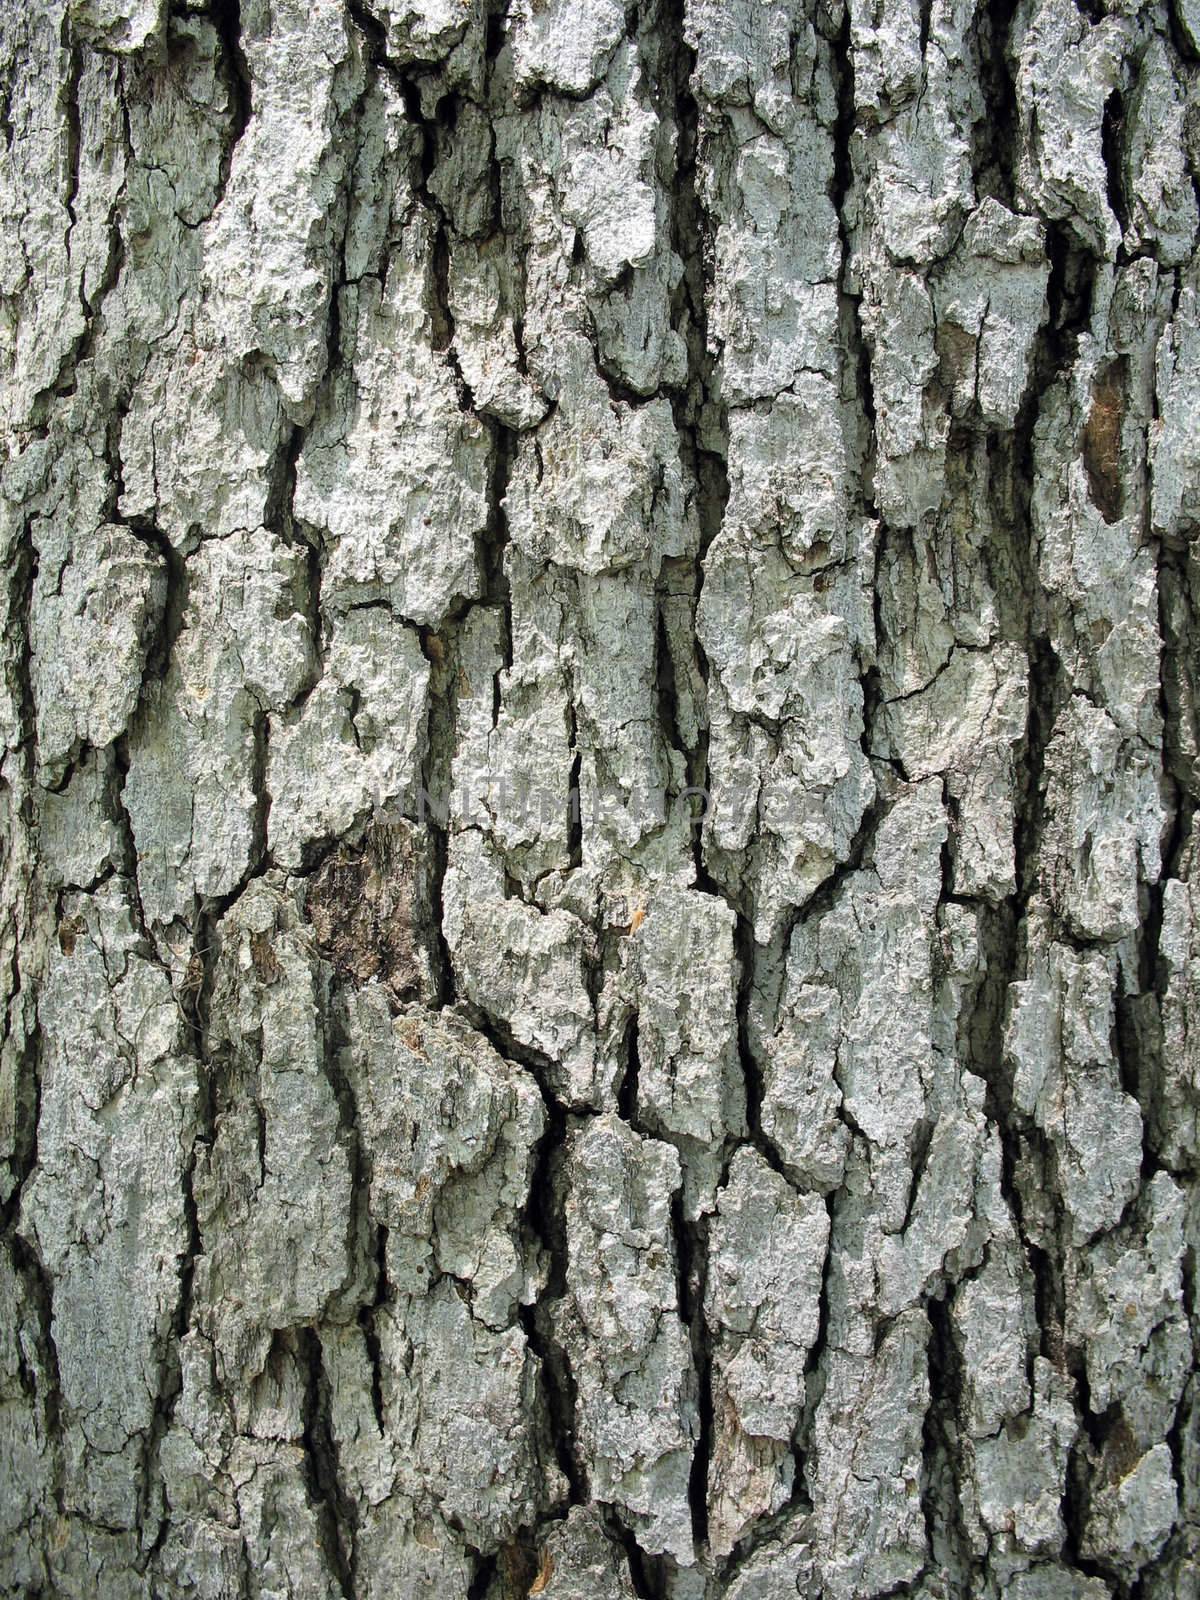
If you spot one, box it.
[1,0,1197,1595]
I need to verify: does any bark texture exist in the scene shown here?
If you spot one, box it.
[1,0,1198,1596]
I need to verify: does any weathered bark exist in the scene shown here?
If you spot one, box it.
[1,0,1198,1596]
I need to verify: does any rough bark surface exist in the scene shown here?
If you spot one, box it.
[1,0,1198,1596]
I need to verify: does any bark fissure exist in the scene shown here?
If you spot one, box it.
[3,0,1198,1592]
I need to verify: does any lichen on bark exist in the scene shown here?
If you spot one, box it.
[1,0,1199,1596]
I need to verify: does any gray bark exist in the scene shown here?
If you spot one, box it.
[0,0,1198,1596]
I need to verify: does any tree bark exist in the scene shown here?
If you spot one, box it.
[1,0,1198,1596]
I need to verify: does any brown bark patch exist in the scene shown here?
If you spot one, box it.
[304,821,431,1003]
[936,318,978,415]
[249,930,282,985]
[1083,358,1125,524]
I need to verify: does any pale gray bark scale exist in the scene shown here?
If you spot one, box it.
[0,0,1197,1595]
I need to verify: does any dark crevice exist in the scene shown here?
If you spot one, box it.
[589,316,664,408]
[61,30,81,232]
[40,203,126,410]
[566,699,583,870]
[299,1328,358,1600]
[674,1193,712,1551]
[953,162,1109,1581]
[719,1203,831,1578]
[794,1210,833,1477]
[426,105,460,355]
[1114,964,1159,1187]
[1044,219,1099,364]
[1013,634,1066,905]
[359,1224,389,1433]
[109,737,167,970]
[6,1231,65,1522]
[518,1099,586,1510]
[4,521,39,815]
[0,517,56,1540]
[346,0,391,61]
[249,705,270,878]
[345,2,480,409]
[830,0,882,521]
[317,986,376,1337]
[264,420,308,549]
[1168,0,1200,61]
[729,912,788,1183]
[607,1512,672,1599]
[922,1295,977,1593]
[483,417,517,670]
[1128,530,1199,1174]
[617,1011,640,1122]
[1061,1350,1113,1587]
[653,597,683,761]
[902,1117,937,1233]
[993,222,1082,916]
[137,1112,205,1563]
[657,0,730,896]
[460,1005,586,1511]
[973,0,1020,205]
[416,628,458,1008]
[465,1550,500,1599]
[125,517,190,689]
[135,859,227,1568]
[0,1004,39,1244]
[965,900,1072,1391]
[0,67,13,151]
[209,0,252,201]
[391,75,477,409]
[1100,87,1128,238]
